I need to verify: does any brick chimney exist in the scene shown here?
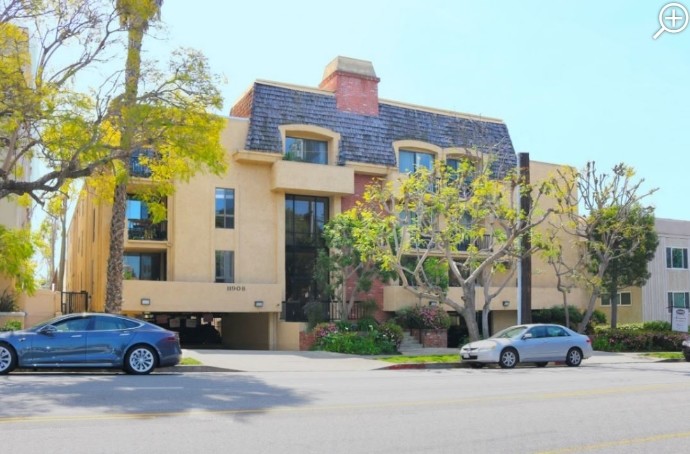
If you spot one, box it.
[319,56,380,116]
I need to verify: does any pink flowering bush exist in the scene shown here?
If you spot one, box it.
[395,305,451,330]
[311,321,402,354]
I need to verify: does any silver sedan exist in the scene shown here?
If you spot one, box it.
[0,313,181,375]
[459,323,593,368]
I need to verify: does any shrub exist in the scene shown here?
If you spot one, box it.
[396,305,451,330]
[592,327,687,352]
[0,289,18,312]
[0,320,22,332]
[311,321,400,355]
[531,305,606,332]
[642,320,672,332]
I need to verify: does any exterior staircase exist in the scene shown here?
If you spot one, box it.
[399,332,424,352]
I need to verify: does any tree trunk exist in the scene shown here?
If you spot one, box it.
[609,271,619,329]
[105,182,127,313]
[481,305,490,339]
[57,211,67,292]
[104,16,145,313]
[461,281,480,341]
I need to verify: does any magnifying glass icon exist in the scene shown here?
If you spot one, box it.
[653,2,689,39]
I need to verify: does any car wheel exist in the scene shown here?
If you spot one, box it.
[565,347,583,367]
[124,345,157,375]
[0,343,17,375]
[498,348,519,369]
[535,362,548,368]
[469,362,485,369]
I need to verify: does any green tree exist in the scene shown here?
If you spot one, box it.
[1,1,123,201]
[102,0,226,312]
[314,210,392,321]
[352,155,557,341]
[0,224,36,293]
[551,162,657,333]
[596,205,658,328]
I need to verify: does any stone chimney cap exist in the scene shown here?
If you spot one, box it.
[322,56,378,80]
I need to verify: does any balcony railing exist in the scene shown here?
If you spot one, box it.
[457,234,492,252]
[281,301,366,322]
[127,220,167,241]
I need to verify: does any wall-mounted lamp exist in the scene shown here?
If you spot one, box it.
[502,300,510,307]
[141,298,151,306]
[254,301,264,308]
[428,301,438,307]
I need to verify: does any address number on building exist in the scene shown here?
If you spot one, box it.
[226,285,246,291]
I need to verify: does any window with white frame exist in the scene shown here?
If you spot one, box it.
[285,137,328,164]
[215,251,234,283]
[399,149,434,173]
[668,292,690,309]
[215,188,235,229]
[666,247,688,269]
[600,292,632,306]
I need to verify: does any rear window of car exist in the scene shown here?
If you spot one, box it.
[92,316,140,331]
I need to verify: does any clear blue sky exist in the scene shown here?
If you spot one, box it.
[145,0,689,220]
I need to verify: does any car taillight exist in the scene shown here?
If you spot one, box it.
[164,335,178,343]
[586,338,592,344]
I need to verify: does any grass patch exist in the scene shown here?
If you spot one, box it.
[379,354,458,364]
[179,357,203,366]
[642,352,684,360]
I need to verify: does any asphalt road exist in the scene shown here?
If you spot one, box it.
[1,361,690,454]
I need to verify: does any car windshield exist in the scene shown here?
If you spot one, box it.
[490,325,528,339]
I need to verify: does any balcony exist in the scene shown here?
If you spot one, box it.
[127,219,167,241]
[129,149,158,178]
[271,160,354,196]
[457,234,492,252]
[122,280,283,313]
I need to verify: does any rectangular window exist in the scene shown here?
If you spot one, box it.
[668,292,690,309]
[215,251,234,283]
[215,188,235,229]
[601,292,632,306]
[666,247,688,269]
[399,150,434,173]
[126,195,167,240]
[123,252,166,281]
[285,137,328,164]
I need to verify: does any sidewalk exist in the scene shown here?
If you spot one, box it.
[177,348,669,373]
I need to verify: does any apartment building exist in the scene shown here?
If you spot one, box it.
[597,218,690,325]
[65,57,588,349]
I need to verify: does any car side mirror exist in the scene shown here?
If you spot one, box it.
[39,325,57,335]
[522,333,533,340]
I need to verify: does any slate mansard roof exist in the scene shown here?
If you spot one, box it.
[241,82,517,173]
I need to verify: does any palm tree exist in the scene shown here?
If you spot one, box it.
[105,0,163,313]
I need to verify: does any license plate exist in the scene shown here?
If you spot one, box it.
[462,353,470,359]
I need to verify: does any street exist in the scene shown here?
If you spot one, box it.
[1,361,690,453]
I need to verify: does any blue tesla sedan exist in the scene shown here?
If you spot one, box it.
[0,313,181,375]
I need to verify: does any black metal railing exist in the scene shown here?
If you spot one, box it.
[127,220,167,241]
[61,291,89,314]
[281,301,366,322]
[457,234,492,252]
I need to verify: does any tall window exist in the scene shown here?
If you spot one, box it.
[215,188,235,229]
[668,292,690,309]
[123,253,166,281]
[399,150,434,173]
[285,195,329,302]
[601,292,632,306]
[215,251,234,283]
[666,247,688,269]
[285,137,328,164]
[126,195,167,240]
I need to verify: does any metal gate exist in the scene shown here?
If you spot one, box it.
[61,291,90,314]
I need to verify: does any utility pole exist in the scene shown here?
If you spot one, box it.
[518,152,532,324]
